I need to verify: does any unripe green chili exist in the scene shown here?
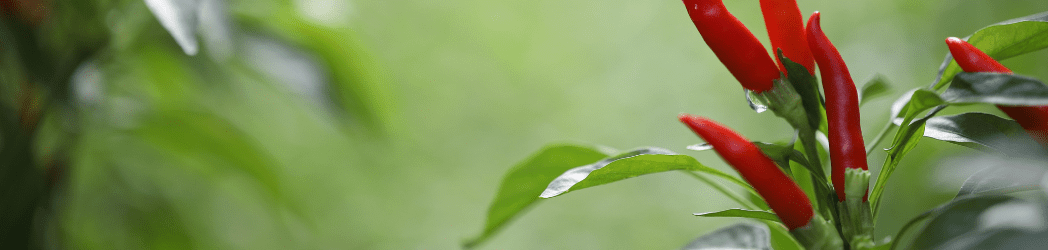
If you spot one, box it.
[946,37,1048,144]
[682,0,781,93]
[806,12,868,201]
[679,114,814,230]
[759,0,815,75]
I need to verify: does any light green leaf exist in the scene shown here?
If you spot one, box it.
[933,11,1048,90]
[860,75,892,106]
[464,144,611,249]
[694,209,780,223]
[541,147,748,198]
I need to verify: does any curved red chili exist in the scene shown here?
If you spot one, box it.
[679,114,813,230]
[682,0,780,93]
[807,12,868,201]
[946,37,1048,143]
[760,0,815,75]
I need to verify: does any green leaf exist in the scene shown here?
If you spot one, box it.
[891,89,945,127]
[941,73,1048,106]
[871,90,946,214]
[888,89,920,125]
[907,195,1044,250]
[144,0,200,55]
[463,144,611,249]
[924,112,1043,155]
[860,75,892,106]
[681,222,772,250]
[955,159,1048,198]
[778,49,823,130]
[237,10,396,132]
[694,209,780,223]
[765,221,804,250]
[933,11,1048,90]
[135,110,286,198]
[540,147,749,198]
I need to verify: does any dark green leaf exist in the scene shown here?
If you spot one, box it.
[955,159,1048,198]
[694,209,780,223]
[463,144,611,248]
[924,112,1043,155]
[908,195,1048,250]
[681,222,772,250]
[144,0,200,55]
[540,147,748,198]
[933,11,1048,89]
[778,49,823,130]
[860,75,892,106]
[941,73,1048,106]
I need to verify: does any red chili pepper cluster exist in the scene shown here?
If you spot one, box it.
[682,0,786,92]
[945,37,1048,144]
[679,0,872,233]
[679,114,814,230]
[807,12,868,201]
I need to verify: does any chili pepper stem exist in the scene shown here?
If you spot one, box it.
[791,215,845,250]
[759,76,811,133]
[839,168,875,248]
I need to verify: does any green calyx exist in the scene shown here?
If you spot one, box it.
[759,77,810,132]
[839,168,875,249]
[790,215,844,250]
[845,168,871,201]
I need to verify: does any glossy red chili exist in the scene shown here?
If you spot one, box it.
[759,0,815,75]
[946,37,1048,143]
[679,114,813,230]
[807,12,868,201]
[682,0,780,92]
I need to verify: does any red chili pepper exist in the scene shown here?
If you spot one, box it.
[679,114,813,230]
[806,12,868,202]
[946,37,1048,143]
[759,0,815,75]
[682,0,780,93]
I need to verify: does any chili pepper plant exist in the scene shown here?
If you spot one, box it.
[465,0,1048,249]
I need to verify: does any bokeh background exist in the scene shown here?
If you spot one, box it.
[3,0,1048,249]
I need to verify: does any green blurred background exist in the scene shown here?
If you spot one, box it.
[4,0,1048,249]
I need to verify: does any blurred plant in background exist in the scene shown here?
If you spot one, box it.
[2,0,392,248]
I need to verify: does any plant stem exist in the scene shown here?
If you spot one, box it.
[799,128,851,249]
[683,171,757,210]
